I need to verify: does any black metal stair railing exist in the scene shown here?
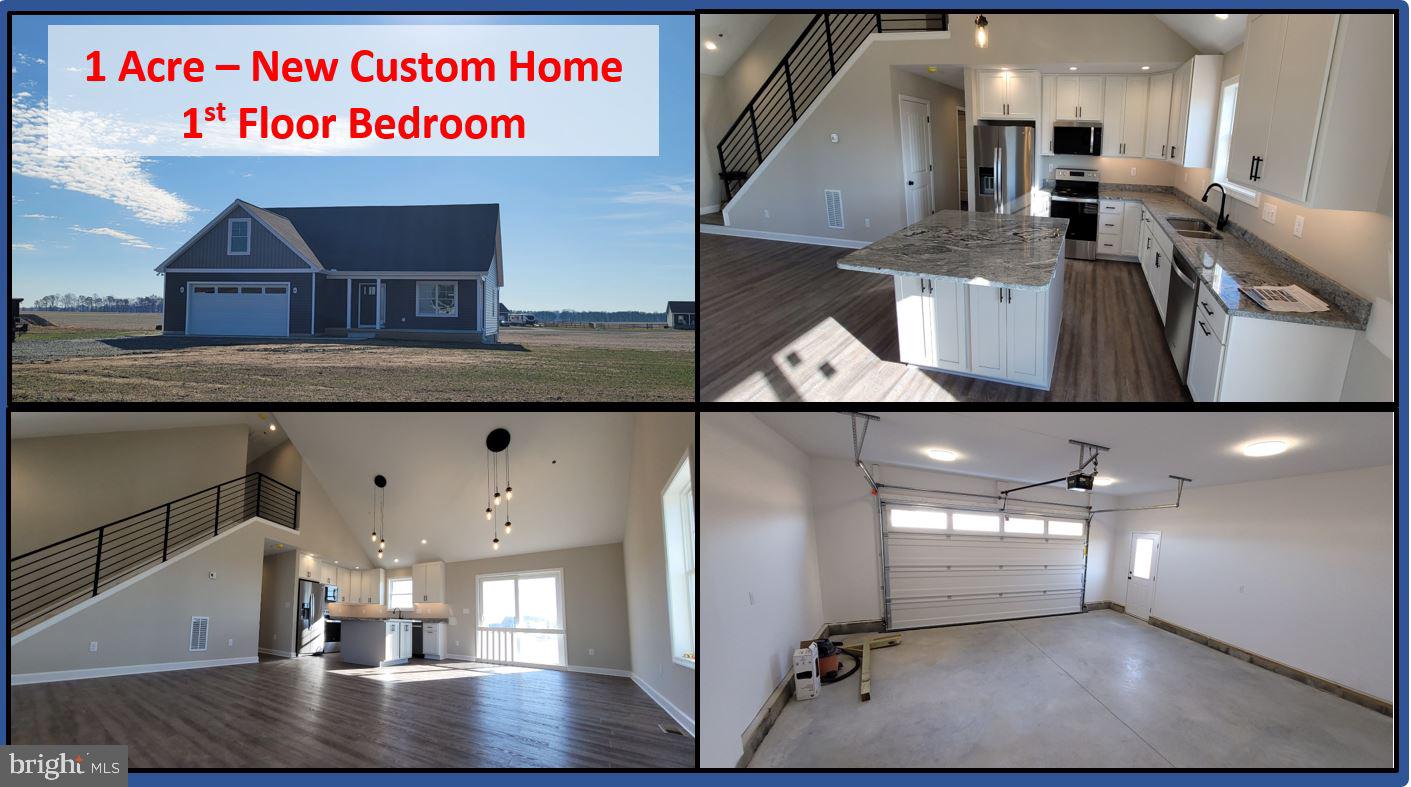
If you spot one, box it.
[716,13,950,203]
[9,472,299,636]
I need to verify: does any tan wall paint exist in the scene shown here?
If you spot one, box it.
[246,439,301,490]
[622,412,696,723]
[718,14,814,121]
[11,425,249,555]
[891,70,965,212]
[12,519,280,675]
[700,73,727,210]
[1045,155,1177,187]
[722,15,1195,240]
[289,460,376,567]
[258,550,298,654]
[442,543,632,671]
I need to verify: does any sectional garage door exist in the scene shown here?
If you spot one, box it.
[882,502,1088,630]
[187,284,290,337]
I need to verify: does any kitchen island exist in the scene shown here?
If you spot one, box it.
[341,618,417,667]
[838,211,1069,389]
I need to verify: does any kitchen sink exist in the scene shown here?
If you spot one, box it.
[1176,229,1222,240]
[1167,217,1215,232]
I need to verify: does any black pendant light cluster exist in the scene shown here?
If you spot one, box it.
[485,428,515,551]
[369,474,388,559]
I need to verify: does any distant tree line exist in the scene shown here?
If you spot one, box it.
[501,307,666,322]
[24,294,164,312]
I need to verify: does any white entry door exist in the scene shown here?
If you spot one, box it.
[899,96,934,226]
[1124,532,1161,621]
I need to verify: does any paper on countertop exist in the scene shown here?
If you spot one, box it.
[1239,284,1329,313]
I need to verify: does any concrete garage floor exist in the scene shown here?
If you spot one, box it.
[749,610,1392,768]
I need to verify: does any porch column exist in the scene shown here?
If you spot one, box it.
[345,279,351,329]
[376,277,383,328]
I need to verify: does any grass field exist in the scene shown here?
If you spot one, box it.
[15,311,162,342]
[11,313,695,402]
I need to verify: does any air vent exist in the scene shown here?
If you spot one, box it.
[824,189,844,229]
[189,616,209,652]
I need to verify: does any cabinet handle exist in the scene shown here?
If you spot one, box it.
[1170,146,1177,160]
[1201,301,1214,316]
[998,287,1003,302]
[1198,320,1211,337]
[1146,237,1151,249]
[1253,156,1263,181]
[1249,156,1258,181]
[1155,253,1161,268]
[1161,144,1167,158]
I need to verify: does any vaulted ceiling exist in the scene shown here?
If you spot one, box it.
[1155,13,1250,54]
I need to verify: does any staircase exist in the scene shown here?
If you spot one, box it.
[10,472,298,636]
[715,12,950,204]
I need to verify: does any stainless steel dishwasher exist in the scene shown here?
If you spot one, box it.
[1164,248,1201,382]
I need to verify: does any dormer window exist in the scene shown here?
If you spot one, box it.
[227,218,251,255]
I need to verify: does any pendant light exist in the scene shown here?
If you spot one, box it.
[974,15,990,49]
[484,428,516,551]
[373,475,387,560]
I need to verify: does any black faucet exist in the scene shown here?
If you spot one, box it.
[1202,183,1230,231]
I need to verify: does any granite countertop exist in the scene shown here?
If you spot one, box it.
[337,617,429,623]
[1090,187,1368,330]
[837,210,1069,290]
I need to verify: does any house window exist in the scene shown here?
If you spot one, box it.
[475,569,566,666]
[662,452,696,668]
[415,281,458,317]
[227,218,251,255]
[388,577,413,609]
[1211,79,1259,207]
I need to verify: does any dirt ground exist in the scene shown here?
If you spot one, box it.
[10,327,696,402]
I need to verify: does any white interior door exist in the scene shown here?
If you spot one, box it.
[899,96,934,225]
[1124,532,1161,621]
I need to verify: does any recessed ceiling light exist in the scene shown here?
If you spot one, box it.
[268,423,277,431]
[703,40,718,51]
[1215,14,1230,21]
[1241,439,1289,457]
[420,539,427,544]
[393,558,399,563]
[333,560,339,564]
[925,448,959,462]
[1068,66,1078,71]
[1141,65,1151,71]
[1094,476,1117,487]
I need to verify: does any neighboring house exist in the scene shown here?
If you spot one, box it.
[155,199,503,342]
[666,301,696,329]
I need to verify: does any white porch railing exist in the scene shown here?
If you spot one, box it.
[475,626,566,666]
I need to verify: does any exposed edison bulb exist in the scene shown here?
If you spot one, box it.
[492,537,501,551]
[504,521,512,534]
[485,507,492,520]
[493,491,501,506]
[505,486,513,501]
[370,532,377,542]
[379,538,386,549]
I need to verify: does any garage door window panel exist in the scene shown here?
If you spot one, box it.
[952,513,1001,532]
[1048,519,1085,537]
[1003,517,1045,535]
[889,507,948,531]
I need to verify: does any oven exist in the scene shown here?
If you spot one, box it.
[1050,196,1099,261]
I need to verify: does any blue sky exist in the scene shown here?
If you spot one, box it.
[9,14,694,311]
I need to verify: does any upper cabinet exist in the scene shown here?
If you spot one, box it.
[1101,75,1148,157]
[1164,55,1223,168]
[976,69,1040,120]
[1054,75,1104,121]
[411,561,447,604]
[1144,72,1174,159]
[299,552,318,580]
[1226,14,1390,211]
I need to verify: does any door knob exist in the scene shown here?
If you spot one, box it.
[907,181,914,186]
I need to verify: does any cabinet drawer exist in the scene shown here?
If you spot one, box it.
[1098,217,1123,234]
[1096,237,1122,256]
[1099,201,1123,215]
[1196,284,1230,343]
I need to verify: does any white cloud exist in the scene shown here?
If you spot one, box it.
[70,224,154,250]
[609,176,694,206]
[11,95,195,225]
[21,213,56,220]
[64,66,80,73]
[12,242,37,251]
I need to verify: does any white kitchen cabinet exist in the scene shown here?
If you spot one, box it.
[1144,72,1173,159]
[411,561,446,604]
[1187,307,1226,403]
[976,69,1039,119]
[1039,75,1057,155]
[1227,14,1389,211]
[299,552,317,580]
[894,277,967,373]
[966,283,1053,388]
[400,621,413,659]
[337,567,352,597]
[1137,215,1170,322]
[422,621,446,659]
[967,284,1006,378]
[319,561,336,586]
[1097,200,1140,261]
[1054,75,1103,121]
[1163,55,1222,167]
[362,569,385,605]
[1120,202,1143,257]
[1101,76,1147,157]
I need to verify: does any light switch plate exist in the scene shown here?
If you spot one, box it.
[89,641,98,652]
[830,132,839,143]
[1293,215,1305,238]
[1262,202,1277,224]
[1130,167,1137,177]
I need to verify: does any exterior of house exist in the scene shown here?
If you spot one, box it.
[155,199,503,342]
[666,301,696,330]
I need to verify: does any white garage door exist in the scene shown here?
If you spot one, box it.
[187,284,290,337]
[882,503,1087,630]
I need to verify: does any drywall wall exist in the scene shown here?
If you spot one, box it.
[717,14,814,122]
[723,14,1194,237]
[441,543,631,672]
[290,460,375,567]
[891,69,965,212]
[11,425,249,555]
[258,549,298,655]
[246,439,301,491]
[809,456,1116,623]
[700,73,726,210]
[1102,465,1394,701]
[622,411,697,730]
[12,519,282,677]
[700,413,823,768]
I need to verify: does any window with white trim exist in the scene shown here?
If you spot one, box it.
[476,569,566,666]
[1211,79,1259,207]
[388,577,413,609]
[415,281,458,317]
[662,452,695,668]
[227,218,251,255]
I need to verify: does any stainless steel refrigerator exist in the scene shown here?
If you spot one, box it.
[297,579,326,656]
[974,121,1035,215]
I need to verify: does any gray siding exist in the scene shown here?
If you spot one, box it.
[316,275,349,332]
[166,206,313,270]
[164,271,315,335]
[383,279,480,331]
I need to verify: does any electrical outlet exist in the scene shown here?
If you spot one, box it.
[588,648,595,656]
[454,640,460,647]
[1293,215,1305,238]
[829,132,839,144]
[89,641,98,652]
[864,218,871,228]
[227,638,234,647]
[1262,202,1277,224]
[462,608,469,615]
[763,209,771,220]
[1130,167,1137,177]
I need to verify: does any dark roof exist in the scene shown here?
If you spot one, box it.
[263,203,500,274]
[666,301,695,314]
[242,202,325,269]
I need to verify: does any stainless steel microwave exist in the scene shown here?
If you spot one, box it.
[1053,121,1103,156]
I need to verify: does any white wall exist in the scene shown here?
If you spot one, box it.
[1102,465,1393,701]
[701,413,823,768]
[699,73,726,210]
[622,412,697,732]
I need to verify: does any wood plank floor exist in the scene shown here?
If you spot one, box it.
[700,232,1188,402]
[9,655,696,768]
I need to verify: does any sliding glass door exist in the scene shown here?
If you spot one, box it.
[475,569,566,666]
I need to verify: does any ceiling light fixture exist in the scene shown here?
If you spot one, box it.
[485,428,517,552]
[421,539,427,545]
[925,448,959,462]
[268,423,277,432]
[1141,65,1151,70]
[393,558,399,563]
[1094,476,1117,487]
[1068,66,1078,71]
[1214,14,1229,21]
[371,474,387,559]
[974,15,990,49]
[703,39,718,51]
[1241,439,1289,458]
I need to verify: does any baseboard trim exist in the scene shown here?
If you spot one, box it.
[736,621,830,768]
[826,619,886,636]
[698,223,871,249]
[11,655,258,685]
[1147,616,1392,717]
[630,674,696,738]
[258,648,295,658]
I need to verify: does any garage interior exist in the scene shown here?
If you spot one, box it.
[701,411,1394,769]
